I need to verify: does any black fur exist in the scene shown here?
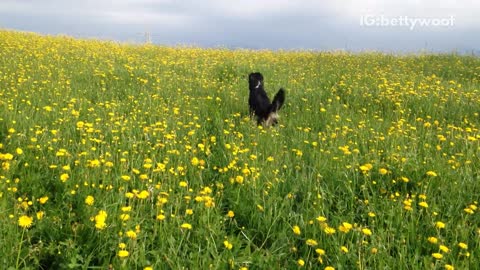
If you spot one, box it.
[248,72,285,126]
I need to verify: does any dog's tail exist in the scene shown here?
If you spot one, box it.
[265,88,285,126]
[270,88,285,113]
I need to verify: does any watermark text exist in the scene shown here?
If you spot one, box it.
[360,15,455,30]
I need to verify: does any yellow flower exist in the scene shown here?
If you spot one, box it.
[444,264,454,270]
[121,206,132,212]
[315,248,326,255]
[362,228,372,236]
[419,201,429,208]
[235,175,244,184]
[119,214,130,221]
[85,195,95,206]
[428,236,438,244]
[16,148,23,155]
[324,226,336,235]
[458,242,468,249]
[18,215,33,228]
[227,210,235,218]
[1,152,13,160]
[118,250,129,258]
[126,230,137,239]
[180,223,192,230]
[340,246,349,253]
[316,216,327,222]
[94,210,107,230]
[325,267,335,270]
[185,209,193,215]
[439,245,450,253]
[378,168,388,175]
[118,242,126,249]
[95,221,107,230]
[136,190,149,199]
[223,240,233,250]
[359,163,373,173]
[36,211,44,220]
[297,259,305,266]
[432,253,443,259]
[191,157,199,166]
[144,267,153,270]
[60,173,69,182]
[306,239,318,246]
[156,214,166,221]
[435,221,446,229]
[339,222,352,233]
[292,225,301,235]
[38,196,49,204]
[426,171,438,177]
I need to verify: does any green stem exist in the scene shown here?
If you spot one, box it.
[15,228,26,269]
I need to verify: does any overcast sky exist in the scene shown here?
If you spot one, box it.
[0,0,479,52]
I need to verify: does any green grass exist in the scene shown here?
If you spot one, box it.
[0,30,479,269]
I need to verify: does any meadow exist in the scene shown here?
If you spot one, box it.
[0,30,479,269]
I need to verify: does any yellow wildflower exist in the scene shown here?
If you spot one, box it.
[362,228,372,236]
[428,236,438,244]
[60,173,69,182]
[419,201,429,208]
[180,223,192,230]
[292,225,301,235]
[126,230,137,239]
[339,222,352,233]
[432,253,443,259]
[118,250,129,258]
[85,195,95,206]
[435,221,446,229]
[18,215,33,228]
[306,239,318,246]
[38,196,49,204]
[439,245,450,253]
[223,240,233,250]
[324,226,336,235]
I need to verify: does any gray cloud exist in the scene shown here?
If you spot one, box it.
[0,0,478,52]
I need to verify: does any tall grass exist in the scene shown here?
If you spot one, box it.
[0,30,479,269]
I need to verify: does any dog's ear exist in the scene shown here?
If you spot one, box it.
[248,73,255,81]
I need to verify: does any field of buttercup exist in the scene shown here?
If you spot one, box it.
[0,30,479,269]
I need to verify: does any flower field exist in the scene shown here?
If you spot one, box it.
[0,30,479,269]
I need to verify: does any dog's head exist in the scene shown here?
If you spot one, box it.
[248,72,263,90]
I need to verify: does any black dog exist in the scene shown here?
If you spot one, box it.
[248,72,285,126]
